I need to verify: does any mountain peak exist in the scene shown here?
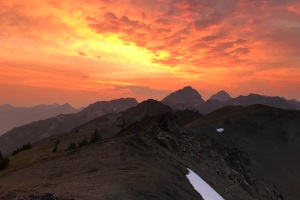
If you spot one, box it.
[133,99,172,112]
[209,90,232,102]
[182,86,194,90]
[161,86,204,111]
[113,99,173,128]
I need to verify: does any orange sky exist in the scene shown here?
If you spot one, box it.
[1,0,300,107]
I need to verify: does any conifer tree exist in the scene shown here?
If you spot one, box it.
[0,150,9,170]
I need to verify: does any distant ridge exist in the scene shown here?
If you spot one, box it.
[0,103,79,136]
[0,98,138,155]
[226,93,298,110]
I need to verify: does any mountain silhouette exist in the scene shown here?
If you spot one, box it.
[161,87,299,115]
[69,99,175,140]
[0,89,300,199]
[200,93,299,114]
[0,106,290,199]
[161,86,205,111]
[209,90,232,101]
[0,103,79,136]
[0,98,138,155]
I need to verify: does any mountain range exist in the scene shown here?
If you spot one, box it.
[0,86,299,199]
[0,98,137,155]
[1,87,299,155]
[0,103,80,136]
[161,87,299,114]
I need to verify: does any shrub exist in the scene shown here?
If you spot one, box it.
[11,143,32,156]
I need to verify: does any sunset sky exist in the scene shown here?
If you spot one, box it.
[1,0,300,107]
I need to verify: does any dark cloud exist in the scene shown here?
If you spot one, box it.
[213,42,234,52]
[155,18,171,25]
[193,12,224,29]
[202,32,226,41]
[234,47,250,55]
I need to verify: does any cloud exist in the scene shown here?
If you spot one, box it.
[114,85,172,100]
[1,0,300,105]
[79,51,87,56]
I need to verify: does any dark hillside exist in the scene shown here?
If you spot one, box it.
[186,105,300,200]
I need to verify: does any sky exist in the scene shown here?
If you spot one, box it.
[1,0,300,108]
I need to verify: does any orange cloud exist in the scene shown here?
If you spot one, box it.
[0,0,299,106]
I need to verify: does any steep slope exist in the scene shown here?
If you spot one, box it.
[114,99,173,127]
[69,99,174,139]
[209,90,232,102]
[0,113,283,200]
[174,109,202,126]
[161,86,205,111]
[199,99,226,114]
[0,103,79,135]
[186,105,300,200]
[0,98,138,155]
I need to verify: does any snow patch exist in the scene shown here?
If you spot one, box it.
[186,168,224,200]
[216,128,224,133]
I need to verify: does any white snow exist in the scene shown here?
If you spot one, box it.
[186,168,224,200]
[216,128,224,133]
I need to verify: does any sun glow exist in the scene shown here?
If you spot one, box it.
[0,0,299,106]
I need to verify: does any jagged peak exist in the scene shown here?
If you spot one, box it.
[135,99,172,111]
[162,86,203,100]
[209,90,232,102]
